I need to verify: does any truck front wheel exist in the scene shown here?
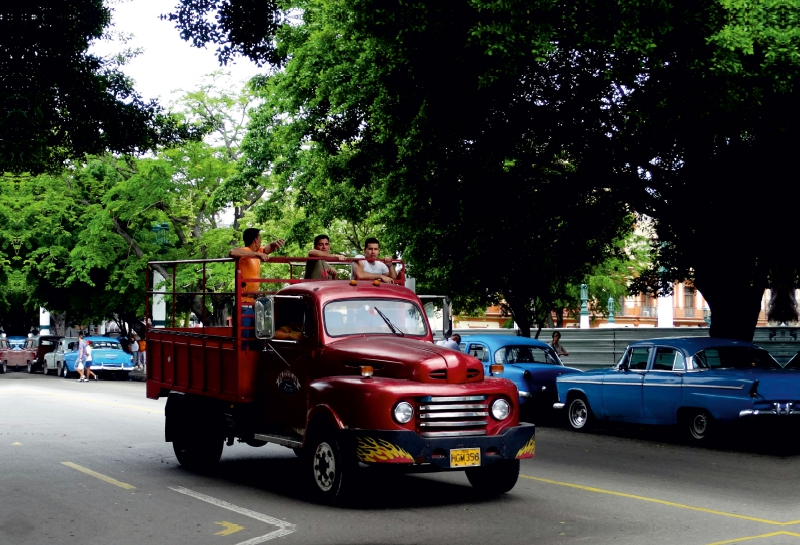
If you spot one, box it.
[466,459,520,496]
[306,431,355,503]
[173,438,223,471]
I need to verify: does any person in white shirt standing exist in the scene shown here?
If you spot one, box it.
[84,340,97,382]
[350,238,397,284]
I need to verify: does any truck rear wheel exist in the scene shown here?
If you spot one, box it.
[173,438,223,471]
[305,431,355,503]
[466,459,520,496]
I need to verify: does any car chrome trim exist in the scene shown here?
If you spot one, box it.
[420,430,488,438]
[643,384,682,387]
[553,403,565,410]
[685,384,745,390]
[419,421,488,427]
[518,391,533,398]
[418,404,487,411]
[253,433,303,448]
[558,380,603,385]
[419,411,489,419]
[425,395,486,402]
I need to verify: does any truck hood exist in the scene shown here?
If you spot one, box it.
[321,336,484,384]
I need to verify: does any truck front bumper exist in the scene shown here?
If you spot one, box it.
[339,423,535,470]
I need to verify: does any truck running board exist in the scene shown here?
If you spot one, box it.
[253,433,303,449]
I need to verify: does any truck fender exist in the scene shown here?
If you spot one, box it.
[306,404,345,436]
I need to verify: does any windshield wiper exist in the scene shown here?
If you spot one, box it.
[373,306,404,336]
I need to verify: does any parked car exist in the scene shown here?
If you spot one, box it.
[459,335,582,420]
[4,336,39,373]
[61,336,135,379]
[34,335,62,374]
[554,337,800,441]
[43,337,78,376]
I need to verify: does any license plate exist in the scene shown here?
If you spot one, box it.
[450,448,481,468]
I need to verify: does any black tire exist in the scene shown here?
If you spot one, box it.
[466,459,521,495]
[685,409,714,442]
[61,364,70,378]
[566,395,593,431]
[305,429,355,503]
[173,438,224,471]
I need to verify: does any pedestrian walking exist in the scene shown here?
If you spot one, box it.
[549,331,569,356]
[84,341,97,381]
[76,334,86,382]
[137,336,146,371]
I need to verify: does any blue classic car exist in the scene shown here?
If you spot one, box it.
[554,337,800,441]
[459,335,582,419]
[61,336,135,379]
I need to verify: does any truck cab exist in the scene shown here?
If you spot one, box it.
[146,258,535,502]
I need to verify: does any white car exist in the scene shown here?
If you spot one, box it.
[43,337,78,376]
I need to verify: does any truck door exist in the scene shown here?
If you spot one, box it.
[263,297,317,436]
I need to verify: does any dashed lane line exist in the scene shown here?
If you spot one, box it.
[521,474,800,526]
[170,486,296,544]
[62,462,137,490]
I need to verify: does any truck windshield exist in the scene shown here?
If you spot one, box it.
[324,299,428,337]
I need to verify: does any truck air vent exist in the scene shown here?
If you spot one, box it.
[417,395,488,437]
[429,369,447,380]
[467,368,480,379]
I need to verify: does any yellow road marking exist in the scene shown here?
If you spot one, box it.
[521,474,800,526]
[706,531,800,544]
[213,521,244,536]
[62,462,136,490]
[0,386,160,414]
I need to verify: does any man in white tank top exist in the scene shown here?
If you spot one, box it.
[350,237,397,283]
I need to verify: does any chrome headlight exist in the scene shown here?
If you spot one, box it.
[491,398,510,420]
[393,401,414,424]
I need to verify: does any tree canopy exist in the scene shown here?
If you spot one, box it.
[168,0,800,340]
[0,2,199,175]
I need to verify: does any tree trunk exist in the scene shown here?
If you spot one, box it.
[695,269,766,342]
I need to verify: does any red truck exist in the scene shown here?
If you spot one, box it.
[145,257,535,502]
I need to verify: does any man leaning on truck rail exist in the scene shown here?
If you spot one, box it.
[350,237,398,283]
[228,228,286,299]
[229,228,286,348]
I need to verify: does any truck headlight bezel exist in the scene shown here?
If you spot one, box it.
[491,398,510,420]
[393,401,414,424]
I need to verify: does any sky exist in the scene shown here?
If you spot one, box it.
[90,0,263,104]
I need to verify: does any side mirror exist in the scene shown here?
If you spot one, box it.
[254,297,275,339]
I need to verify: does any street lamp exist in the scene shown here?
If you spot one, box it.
[580,283,590,329]
[607,296,616,324]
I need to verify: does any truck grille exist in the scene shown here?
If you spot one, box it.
[428,368,482,381]
[417,395,488,437]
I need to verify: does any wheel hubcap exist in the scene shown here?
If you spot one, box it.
[313,441,336,492]
[570,400,587,428]
[691,414,707,438]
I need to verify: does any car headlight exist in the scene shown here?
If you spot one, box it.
[393,401,414,424]
[491,398,510,420]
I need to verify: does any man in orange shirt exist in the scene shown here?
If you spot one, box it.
[229,228,285,349]
[229,228,286,298]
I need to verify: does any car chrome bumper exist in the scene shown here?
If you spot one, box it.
[553,403,565,410]
[740,403,800,417]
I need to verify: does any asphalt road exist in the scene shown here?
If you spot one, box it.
[2,371,800,545]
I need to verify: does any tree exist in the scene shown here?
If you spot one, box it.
[1,2,199,175]
[166,0,800,340]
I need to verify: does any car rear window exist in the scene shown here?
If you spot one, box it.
[693,347,781,370]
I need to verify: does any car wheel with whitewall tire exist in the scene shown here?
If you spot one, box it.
[567,395,593,431]
[466,459,520,496]
[26,362,32,373]
[62,364,70,378]
[1,361,5,374]
[685,409,714,442]
[305,428,355,504]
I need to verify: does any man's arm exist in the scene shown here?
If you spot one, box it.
[308,249,347,260]
[383,257,398,280]
[352,260,394,283]
[229,239,285,260]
